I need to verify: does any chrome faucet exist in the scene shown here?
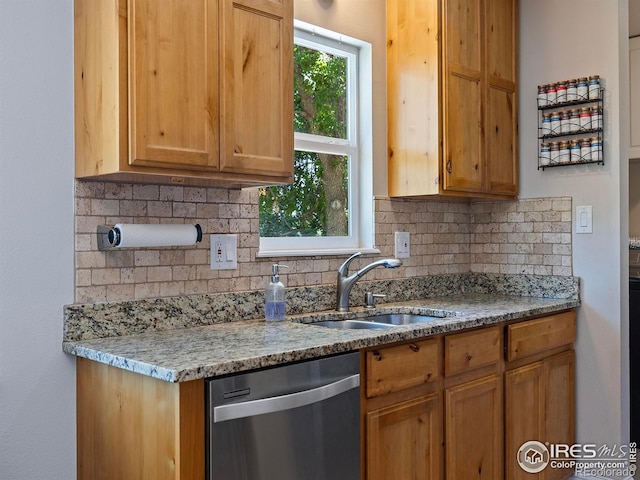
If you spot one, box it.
[336,252,402,312]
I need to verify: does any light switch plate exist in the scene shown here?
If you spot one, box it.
[576,205,593,234]
[210,234,238,270]
[394,231,410,258]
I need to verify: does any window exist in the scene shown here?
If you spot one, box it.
[258,21,376,257]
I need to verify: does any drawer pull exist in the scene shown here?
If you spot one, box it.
[373,351,382,361]
[466,354,473,362]
[409,344,420,353]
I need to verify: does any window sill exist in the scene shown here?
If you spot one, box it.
[256,247,381,258]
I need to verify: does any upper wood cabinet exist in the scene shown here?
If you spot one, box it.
[387,0,518,199]
[74,0,293,187]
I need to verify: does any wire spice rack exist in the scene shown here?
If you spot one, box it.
[537,83,604,170]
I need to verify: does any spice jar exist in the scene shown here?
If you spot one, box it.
[580,138,592,162]
[540,142,551,166]
[550,111,561,135]
[591,106,603,130]
[569,109,580,133]
[591,136,603,162]
[546,83,557,106]
[550,142,560,164]
[560,110,571,134]
[577,77,589,100]
[567,79,578,102]
[556,81,567,103]
[569,139,581,162]
[588,75,601,100]
[579,107,592,131]
[541,113,552,136]
[538,85,548,107]
[556,81,568,103]
[558,141,570,163]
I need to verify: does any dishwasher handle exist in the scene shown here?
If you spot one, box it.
[213,373,360,423]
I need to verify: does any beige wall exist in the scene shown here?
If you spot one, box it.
[519,0,629,448]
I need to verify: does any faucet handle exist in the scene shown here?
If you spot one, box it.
[338,252,362,276]
[364,292,386,309]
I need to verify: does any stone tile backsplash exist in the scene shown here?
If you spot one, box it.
[74,180,573,303]
[470,197,573,276]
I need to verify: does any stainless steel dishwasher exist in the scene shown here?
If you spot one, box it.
[206,351,360,480]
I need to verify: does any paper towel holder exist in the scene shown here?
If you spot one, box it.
[97,224,203,250]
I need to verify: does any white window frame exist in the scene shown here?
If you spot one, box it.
[258,20,377,257]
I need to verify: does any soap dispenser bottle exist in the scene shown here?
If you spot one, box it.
[265,264,288,321]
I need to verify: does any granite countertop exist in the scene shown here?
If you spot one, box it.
[63,293,579,383]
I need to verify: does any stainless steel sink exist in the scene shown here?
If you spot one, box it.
[364,313,446,325]
[307,320,395,330]
[307,313,447,329]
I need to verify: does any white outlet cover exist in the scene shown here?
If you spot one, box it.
[210,234,238,270]
[394,231,410,258]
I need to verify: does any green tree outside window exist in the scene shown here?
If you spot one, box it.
[260,44,350,238]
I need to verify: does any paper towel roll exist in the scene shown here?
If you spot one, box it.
[109,223,202,248]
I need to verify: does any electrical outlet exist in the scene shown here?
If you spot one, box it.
[210,234,238,270]
[394,232,410,258]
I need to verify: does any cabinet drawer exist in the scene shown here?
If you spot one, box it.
[366,339,439,398]
[444,326,501,377]
[507,311,576,361]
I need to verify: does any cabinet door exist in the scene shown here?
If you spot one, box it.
[544,350,575,480]
[445,374,503,480]
[219,0,293,179]
[485,0,518,195]
[505,351,575,480]
[129,0,219,171]
[366,393,442,480]
[442,0,484,193]
[387,0,440,197]
[505,362,545,480]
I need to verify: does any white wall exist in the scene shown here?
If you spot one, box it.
[520,0,630,445]
[0,1,76,478]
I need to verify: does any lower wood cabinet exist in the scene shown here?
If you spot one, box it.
[443,326,503,479]
[445,374,503,480]
[366,393,442,480]
[505,350,575,480]
[362,310,576,480]
[76,358,204,480]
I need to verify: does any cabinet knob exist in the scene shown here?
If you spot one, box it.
[446,159,452,174]
[409,344,420,353]
[466,354,473,362]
